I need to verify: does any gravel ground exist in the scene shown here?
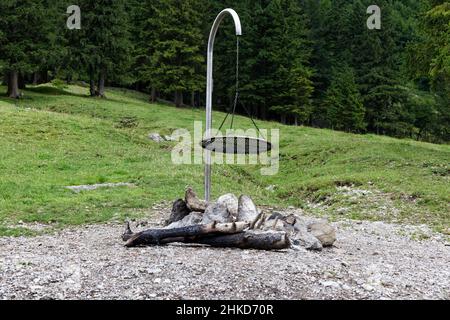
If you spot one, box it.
[0,213,449,300]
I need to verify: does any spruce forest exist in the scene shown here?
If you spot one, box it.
[0,0,448,143]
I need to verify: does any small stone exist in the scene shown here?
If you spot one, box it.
[147,268,162,274]
[308,222,337,247]
[362,284,375,291]
[148,133,165,143]
[321,281,340,288]
[153,278,162,284]
[164,135,177,141]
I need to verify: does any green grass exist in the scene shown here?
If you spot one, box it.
[0,84,448,235]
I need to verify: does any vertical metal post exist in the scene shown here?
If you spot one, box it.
[205,9,242,202]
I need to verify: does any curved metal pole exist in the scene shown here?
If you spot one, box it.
[205,8,242,202]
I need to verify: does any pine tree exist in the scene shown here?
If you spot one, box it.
[0,0,56,98]
[266,0,314,125]
[146,0,205,107]
[85,0,131,97]
[415,1,450,141]
[210,0,314,122]
[323,65,366,132]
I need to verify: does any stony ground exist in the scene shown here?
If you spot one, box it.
[0,210,449,300]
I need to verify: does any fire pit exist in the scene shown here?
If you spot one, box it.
[122,188,336,251]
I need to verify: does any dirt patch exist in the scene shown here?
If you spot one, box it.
[0,211,448,300]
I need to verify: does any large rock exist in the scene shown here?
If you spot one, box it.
[308,222,336,247]
[217,193,238,217]
[278,214,323,251]
[202,194,238,224]
[237,195,259,223]
[165,212,203,229]
[166,199,191,225]
[292,229,323,251]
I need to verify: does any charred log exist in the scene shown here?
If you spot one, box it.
[194,231,290,250]
[124,221,249,247]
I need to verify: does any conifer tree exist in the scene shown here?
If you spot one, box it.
[323,66,366,132]
[82,0,132,97]
[146,0,206,107]
[0,0,56,98]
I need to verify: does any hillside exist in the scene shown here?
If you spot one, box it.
[0,84,448,236]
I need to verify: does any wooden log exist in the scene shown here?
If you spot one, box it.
[139,231,290,250]
[124,221,249,247]
[194,231,290,250]
[185,187,207,212]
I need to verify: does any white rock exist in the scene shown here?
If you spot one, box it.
[237,195,259,223]
[320,281,341,288]
[217,194,238,217]
[148,133,165,143]
[202,194,238,224]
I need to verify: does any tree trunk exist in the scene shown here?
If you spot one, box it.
[5,72,11,96]
[294,116,298,126]
[18,73,26,90]
[174,90,183,108]
[281,114,287,124]
[122,222,289,250]
[150,87,157,102]
[8,70,20,99]
[97,71,106,98]
[191,91,196,107]
[89,66,96,96]
[40,70,48,84]
[32,72,39,85]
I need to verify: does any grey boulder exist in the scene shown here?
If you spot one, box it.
[308,222,336,247]
[202,194,238,224]
[165,212,203,229]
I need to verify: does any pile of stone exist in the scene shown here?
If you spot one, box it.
[123,188,336,251]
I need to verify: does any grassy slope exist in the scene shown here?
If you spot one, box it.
[0,84,448,236]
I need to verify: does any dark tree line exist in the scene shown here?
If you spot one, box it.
[0,0,448,142]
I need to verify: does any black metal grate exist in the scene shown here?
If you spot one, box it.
[201,136,272,155]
